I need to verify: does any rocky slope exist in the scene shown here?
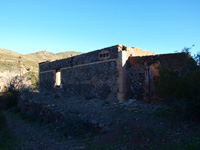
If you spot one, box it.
[0,48,81,72]
[0,48,82,91]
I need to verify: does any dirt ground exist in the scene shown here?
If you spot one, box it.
[1,94,200,150]
[5,111,85,150]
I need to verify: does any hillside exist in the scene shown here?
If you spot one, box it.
[0,48,82,73]
[0,48,23,72]
[25,51,82,64]
[0,48,82,91]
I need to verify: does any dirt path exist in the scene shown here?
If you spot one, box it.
[4,112,86,150]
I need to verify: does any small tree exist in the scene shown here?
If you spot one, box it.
[156,46,200,120]
[194,52,200,66]
[181,44,195,54]
[181,44,200,66]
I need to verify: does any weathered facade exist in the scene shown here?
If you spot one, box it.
[39,45,190,102]
[126,53,192,102]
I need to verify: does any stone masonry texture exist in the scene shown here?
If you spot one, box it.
[39,45,193,102]
[39,45,119,101]
[126,53,196,102]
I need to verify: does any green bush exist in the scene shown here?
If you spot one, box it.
[156,67,200,120]
[0,89,19,110]
[23,71,39,91]
[0,110,7,141]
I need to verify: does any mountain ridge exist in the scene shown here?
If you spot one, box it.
[0,48,82,73]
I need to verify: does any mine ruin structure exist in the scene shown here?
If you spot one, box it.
[39,45,190,102]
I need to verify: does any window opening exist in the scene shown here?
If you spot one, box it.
[55,69,61,87]
[99,51,110,60]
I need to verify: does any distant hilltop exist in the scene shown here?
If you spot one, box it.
[0,48,82,73]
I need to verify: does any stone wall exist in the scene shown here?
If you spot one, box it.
[61,60,118,100]
[39,45,120,101]
[116,45,156,102]
[126,57,146,100]
[126,53,193,102]
[39,46,119,72]
[39,44,158,102]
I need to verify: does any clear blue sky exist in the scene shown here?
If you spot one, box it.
[0,0,200,55]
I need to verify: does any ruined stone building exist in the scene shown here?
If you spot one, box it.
[39,45,190,102]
